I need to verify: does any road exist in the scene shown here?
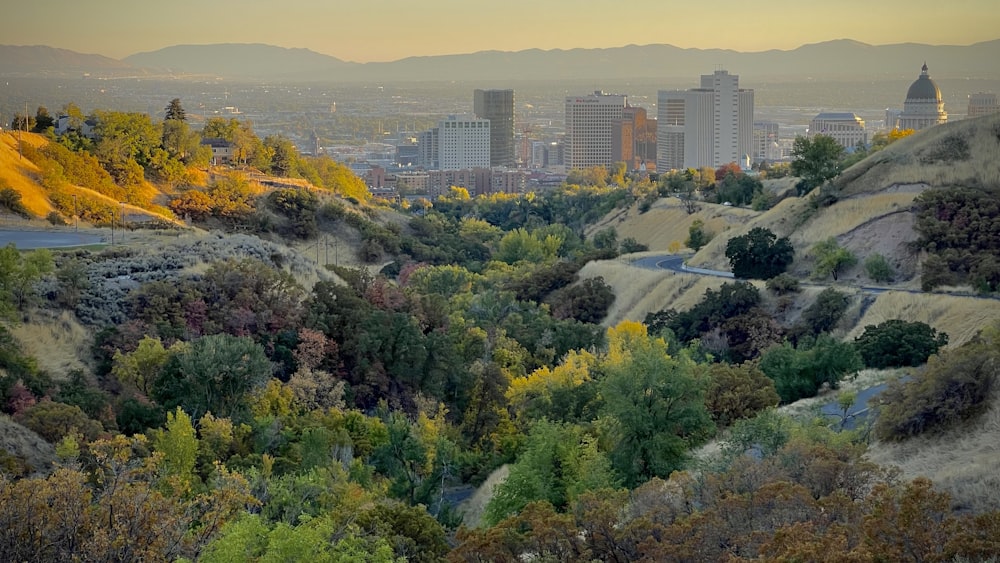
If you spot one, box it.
[0,230,104,249]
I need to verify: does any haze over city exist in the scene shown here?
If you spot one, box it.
[9,0,1000,62]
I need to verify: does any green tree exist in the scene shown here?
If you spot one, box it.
[600,335,713,487]
[112,336,172,396]
[798,287,850,337]
[31,106,55,133]
[484,420,617,525]
[91,110,161,186]
[0,184,31,218]
[164,98,186,121]
[0,245,54,316]
[686,219,714,251]
[263,135,299,177]
[791,134,845,195]
[811,237,857,281]
[854,319,948,369]
[724,227,794,280]
[152,333,272,421]
[153,407,199,494]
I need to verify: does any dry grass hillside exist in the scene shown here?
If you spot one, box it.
[0,132,55,217]
[584,112,1000,335]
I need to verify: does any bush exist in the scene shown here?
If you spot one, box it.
[759,335,862,404]
[766,273,800,295]
[703,363,780,427]
[865,253,895,283]
[799,288,850,337]
[545,277,615,324]
[854,319,948,369]
[874,342,997,441]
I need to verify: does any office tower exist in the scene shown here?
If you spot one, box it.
[564,91,628,170]
[417,128,439,169]
[808,113,867,149]
[612,106,657,171]
[438,115,490,170]
[474,89,515,167]
[900,63,947,131]
[656,69,754,171]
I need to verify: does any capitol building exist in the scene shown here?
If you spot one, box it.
[899,63,948,130]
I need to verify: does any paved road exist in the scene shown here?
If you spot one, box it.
[0,230,104,249]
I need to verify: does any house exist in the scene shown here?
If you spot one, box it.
[201,138,235,165]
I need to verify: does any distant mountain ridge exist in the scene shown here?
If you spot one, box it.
[3,40,999,81]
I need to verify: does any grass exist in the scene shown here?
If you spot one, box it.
[0,415,56,476]
[11,310,92,380]
[866,390,1000,513]
[0,132,53,217]
[846,291,1000,348]
[586,197,758,258]
[579,257,728,327]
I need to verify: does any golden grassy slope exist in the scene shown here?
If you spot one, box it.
[0,131,54,216]
[586,197,758,254]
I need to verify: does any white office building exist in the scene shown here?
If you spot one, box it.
[656,70,754,171]
[438,115,490,170]
[564,91,628,170]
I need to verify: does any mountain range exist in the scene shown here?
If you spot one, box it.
[1,40,998,82]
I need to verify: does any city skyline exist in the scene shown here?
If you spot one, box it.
[7,0,1000,63]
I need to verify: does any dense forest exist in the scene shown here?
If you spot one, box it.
[1,102,999,561]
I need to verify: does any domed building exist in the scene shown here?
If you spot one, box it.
[899,63,947,130]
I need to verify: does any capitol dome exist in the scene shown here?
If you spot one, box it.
[906,63,942,101]
[899,63,947,130]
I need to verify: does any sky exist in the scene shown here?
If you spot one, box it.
[9,0,1000,63]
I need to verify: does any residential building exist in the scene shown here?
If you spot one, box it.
[564,91,628,170]
[899,63,947,130]
[438,115,490,170]
[808,112,867,150]
[474,89,516,167]
[656,70,754,171]
[201,138,234,165]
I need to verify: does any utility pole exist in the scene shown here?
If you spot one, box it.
[73,194,78,231]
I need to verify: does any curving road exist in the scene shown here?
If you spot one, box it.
[0,230,104,249]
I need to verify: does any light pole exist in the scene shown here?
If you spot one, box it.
[72,194,78,231]
[119,202,126,242]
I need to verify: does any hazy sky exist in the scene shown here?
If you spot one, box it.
[10,0,1000,62]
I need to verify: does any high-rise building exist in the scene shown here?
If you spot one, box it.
[474,89,515,168]
[438,115,490,170]
[967,92,1000,119]
[656,70,753,171]
[612,106,657,171]
[899,63,947,131]
[564,91,628,170]
[752,121,779,163]
[808,113,867,150]
[417,128,439,169]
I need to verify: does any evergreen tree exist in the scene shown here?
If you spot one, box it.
[164,98,186,121]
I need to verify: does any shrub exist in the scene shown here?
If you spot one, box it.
[854,319,948,369]
[703,363,780,428]
[811,238,856,281]
[545,277,615,325]
[874,342,997,441]
[766,273,800,295]
[685,220,713,251]
[759,335,862,404]
[799,287,851,336]
[865,253,895,283]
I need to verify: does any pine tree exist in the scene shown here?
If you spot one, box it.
[164,98,186,121]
